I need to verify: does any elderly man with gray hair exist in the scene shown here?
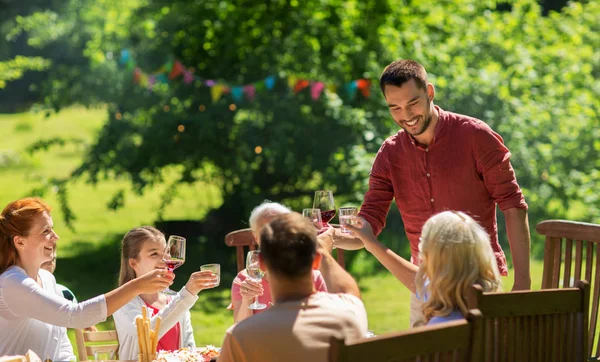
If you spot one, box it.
[229,201,328,323]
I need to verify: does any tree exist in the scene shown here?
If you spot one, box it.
[9,0,600,258]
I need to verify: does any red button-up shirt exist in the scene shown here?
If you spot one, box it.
[358,106,528,275]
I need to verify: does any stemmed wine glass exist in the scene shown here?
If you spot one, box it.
[162,235,186,295]
[313,190,336,228]
[246,250,267,310]
[302,208,322,230]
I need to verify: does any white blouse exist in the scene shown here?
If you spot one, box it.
[0,266,107,361]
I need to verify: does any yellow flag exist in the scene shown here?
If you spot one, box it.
[326,83,338,93]
[287,76,298,90]
[211,85,225,103]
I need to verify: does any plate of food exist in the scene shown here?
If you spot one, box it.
[154,346,220,362]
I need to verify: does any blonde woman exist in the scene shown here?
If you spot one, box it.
[347,210,500,325]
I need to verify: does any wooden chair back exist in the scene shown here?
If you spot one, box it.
[329,311,483,362]
[467,280,590,362]
[75,329,119,361]
[225,226,346,273]
[536,219,600,359]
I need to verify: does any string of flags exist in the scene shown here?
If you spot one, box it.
[118,49,372,103]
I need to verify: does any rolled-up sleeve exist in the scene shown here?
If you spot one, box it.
[473,122,528,212]
[0,272,107,329]
[358,143,395,236]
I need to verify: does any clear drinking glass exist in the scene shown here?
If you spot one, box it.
[246,250,267,310]
[313,190,335,228]
[302,208,322,230]
[162,235,186,295]
[339,206,358,233]
[200,263,221,287]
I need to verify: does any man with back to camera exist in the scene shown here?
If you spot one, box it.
[218,213,368,362]
[334,59,531,327]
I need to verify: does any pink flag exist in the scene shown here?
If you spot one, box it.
[183,71,194,84]
[311,82,325,100]
[244,85,256,101]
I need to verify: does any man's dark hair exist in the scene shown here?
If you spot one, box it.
[379,59,428,95]
[259,212,317,280]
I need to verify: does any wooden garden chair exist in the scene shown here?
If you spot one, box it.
[75,328,119,361]
[329,310,483,362]
[467,280,590,362]
[537,219,600,359]
[225,226,346,272]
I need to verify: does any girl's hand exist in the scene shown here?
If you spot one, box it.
[185,270,219,295]
[136,269,174,294]
[345,217,379,251]
[238,277,263,300]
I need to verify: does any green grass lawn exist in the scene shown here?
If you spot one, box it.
[0,107,547,355]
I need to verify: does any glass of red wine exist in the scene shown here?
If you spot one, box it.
[313,190,336,229]
[162,235,186,295]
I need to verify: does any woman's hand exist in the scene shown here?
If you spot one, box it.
[238,277,263,300]
[185,270,219,295]
[135,269,174,294]
[345,217,379,252]
[316,227,335,255]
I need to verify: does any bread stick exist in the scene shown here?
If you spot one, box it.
[153,317,162,352]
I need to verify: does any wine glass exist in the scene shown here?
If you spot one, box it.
[302,208,322,230]
[246,250,267,310]
[313,190,335,228]
[162,235,186,295]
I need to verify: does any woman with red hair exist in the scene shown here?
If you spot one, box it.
[0,198,175,361]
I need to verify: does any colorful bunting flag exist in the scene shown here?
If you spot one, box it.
[183,71,194,84]
[117,49,372,104]
[293,79,310,94]
[243,85,256,101]
[211,84,227,102]
[356,79,371,98]
[169,61,185,80]
[345,80,358,101]
[265,76,276,90]
[311,82,325,100]
[231,86,244,102]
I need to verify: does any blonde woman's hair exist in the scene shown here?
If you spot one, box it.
[415,211,501,322]
[118,226,165,286]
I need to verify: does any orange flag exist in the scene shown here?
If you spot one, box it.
[356,79,371,98]
[294,79,310,94]
[169,61,185,80]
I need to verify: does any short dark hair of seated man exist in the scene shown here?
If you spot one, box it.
[218,212,368,362]
[259,213,318,280]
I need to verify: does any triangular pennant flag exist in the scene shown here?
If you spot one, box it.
[157,74,168,84]
[255,81,266,92]
[287,76,298,90]
[133,67,142,84]
[165,60,174,74]
[231,86,244,102]
[326,84,337,93]
[126,59,136,71]
[293,79,310,94]
[139,73,149,87]
[345,80,358,101]
[169,61,185,80]
[211,84,226,102]
[119,49,130,65]
[265,76,276,90]
[356,79,371,98]
[243,85,256,101]
[183,71,194,84]
[205,80,216,87]
[148,75,156,91]
[310,82,325,100]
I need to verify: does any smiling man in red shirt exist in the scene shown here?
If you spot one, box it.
[338,59,531,327]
